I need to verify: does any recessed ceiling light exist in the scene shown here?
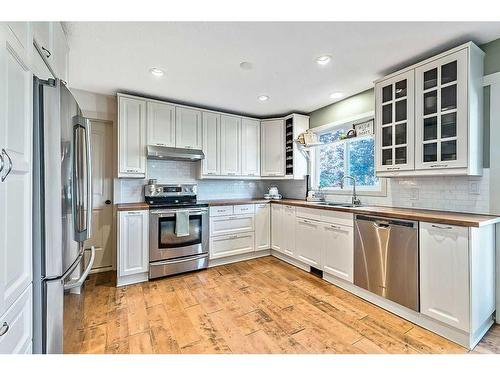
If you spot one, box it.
[240,61,253,70]
[258,95,269,102]
[330,92,343,99]
[149,67,165,77]
[316,55,332,65]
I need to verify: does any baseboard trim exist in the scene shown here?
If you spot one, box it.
[208,249,271,268]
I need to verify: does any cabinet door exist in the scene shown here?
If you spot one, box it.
[295,218,322,268]
[118,211,149,277]
[118,96,147,177]
[241,118,260,177]
[420,222,469,331]
[175,107,202,149]
[209,215,254,237]
[147,101,176,147]
[201,112,220,176]
[261,119,285,177]
[375,70,415,172]
[51,22,68,83]
[283,205,296,257]
[255,204,270,251]
[0,286,32,354]
[415,49,468,170]
[220,115,241,176]
[322,223,353,282]
[0,27,33,317]
[271,204,283,251]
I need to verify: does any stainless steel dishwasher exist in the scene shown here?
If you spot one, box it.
[354,214,419,311]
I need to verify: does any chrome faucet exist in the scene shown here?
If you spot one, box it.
[340,175,361,206]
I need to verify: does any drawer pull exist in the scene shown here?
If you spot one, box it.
[429,164,448,168]
[431,224,453,230]
[0,322,9,336]
[329,225,342,230]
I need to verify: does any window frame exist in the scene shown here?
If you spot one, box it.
[310,113,387,197]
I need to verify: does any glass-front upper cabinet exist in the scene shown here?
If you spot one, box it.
[375,70,414,172]
[414,49,468,170]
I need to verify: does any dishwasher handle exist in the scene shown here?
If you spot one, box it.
[355,214,417,229]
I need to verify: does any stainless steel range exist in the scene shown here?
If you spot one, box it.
[146,182,209,279]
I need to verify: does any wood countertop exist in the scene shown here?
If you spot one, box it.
[115,198,500,227]
[115,202,150,211]
[273,199,500,227]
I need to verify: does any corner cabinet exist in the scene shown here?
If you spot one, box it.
[241,119,261,177]
[261,119,285,177]
[118,95,147,178]
[117,210,149,287]
[375,42,484,177]
[255,203,270,250]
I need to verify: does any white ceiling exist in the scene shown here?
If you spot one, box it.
[64,22,500,117]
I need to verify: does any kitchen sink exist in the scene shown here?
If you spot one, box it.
[313,201,363,208]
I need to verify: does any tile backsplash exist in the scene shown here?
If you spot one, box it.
[115,160,490,214]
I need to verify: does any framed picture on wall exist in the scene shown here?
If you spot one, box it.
[353,119,374,136]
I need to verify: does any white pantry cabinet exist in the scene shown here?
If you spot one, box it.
[241,119,260,177]
[117,210,149,286]
[220,115,241,176]
[420,222,495,339]
[201,112,220,176]
[147,101,176,147]
[271,203,283,252]
[322,223,354,282]
[255,203,270,251]
[175,107,202,150]
[295,217,322,268]
[0,25,33,319]
[282,205,296,257]
[261,119,285,177]
[118,95,147,178]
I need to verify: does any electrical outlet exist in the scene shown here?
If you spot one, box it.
[469,181,480,195]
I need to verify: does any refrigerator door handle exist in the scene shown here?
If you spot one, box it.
[72,115,93,242]
[63,246,95,290]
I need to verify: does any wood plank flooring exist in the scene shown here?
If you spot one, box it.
[65,256,500,354]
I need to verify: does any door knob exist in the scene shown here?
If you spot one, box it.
[105,200,111,205]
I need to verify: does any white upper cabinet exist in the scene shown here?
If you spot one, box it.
[241,119,260,177]
[0,25,33,318]
[175,107,202,149]
[255,203,270,251]
[51,22,69,83]
[118,95,147,178]
[415,49,470,171]
[375,42,484,177]
[261,119,285,177]
[220,115,241,176]
[375,70,415,173]
[420,222,470,331]
[201,112,220,176]
[147,101,176,147]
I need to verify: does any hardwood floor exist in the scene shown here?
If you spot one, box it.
[65,256,500,354]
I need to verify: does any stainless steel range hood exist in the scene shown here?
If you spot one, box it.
[147,145,205,161]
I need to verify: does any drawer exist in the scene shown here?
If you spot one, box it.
[210,206,234,217]
[210,215,255,236]
[320,210,354,227]
[0,285,32,354]
[210,232,255,259]
[295,207,322,222]
[233,204,255,215]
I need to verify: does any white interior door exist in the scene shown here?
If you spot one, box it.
[84,120,114,272]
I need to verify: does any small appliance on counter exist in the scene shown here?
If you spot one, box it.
[145,183,209,279]
[264,186,282,200]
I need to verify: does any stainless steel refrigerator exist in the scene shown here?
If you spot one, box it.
[32,77,95,354]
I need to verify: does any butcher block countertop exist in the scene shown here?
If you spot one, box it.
[116,198,500,227]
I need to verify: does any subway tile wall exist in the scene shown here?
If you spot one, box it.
[116,160,490,214]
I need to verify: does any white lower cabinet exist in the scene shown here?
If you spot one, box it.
[255,204,270,250]
[295,217,322,268]
[0,285,32,354]
[210,232,255,259]
[117,210,149,286]
[283,205,296,257]
[271,204,283,252]
[210,214,254,237]
[322,223,354,282]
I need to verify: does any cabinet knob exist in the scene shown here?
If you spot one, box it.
[105,200,112,205]
[0,322,9,337]
[41,46,52,58]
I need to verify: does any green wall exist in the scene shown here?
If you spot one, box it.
[482,38,500,75]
